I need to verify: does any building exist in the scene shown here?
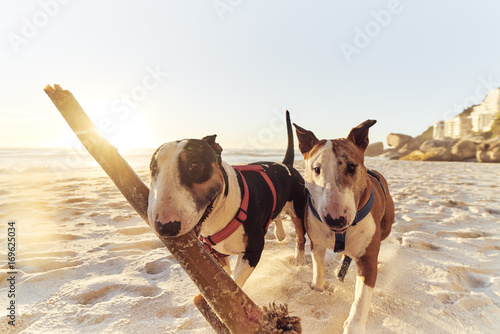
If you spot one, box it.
[443,115,472,139]
[433,121,444,140]
[434,88,500,139]
[470,88,500,133]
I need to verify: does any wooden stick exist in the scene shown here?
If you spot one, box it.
[44,84,264,333]
[194,294,231,334]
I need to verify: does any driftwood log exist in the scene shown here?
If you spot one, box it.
[44,84,301,334]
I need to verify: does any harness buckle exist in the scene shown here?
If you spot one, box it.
[206,235,216,246]
[234,207,248,223]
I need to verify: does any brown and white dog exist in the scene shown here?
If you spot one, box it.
[148,111,307,287]
[294,120,394,333]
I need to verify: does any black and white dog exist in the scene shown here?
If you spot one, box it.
[148,111,306,287]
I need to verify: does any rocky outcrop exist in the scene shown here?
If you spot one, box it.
[452,138,480,161]
[420,139,457,152]
[365,142,384,157]
[399,139,454,161]
[477,138,500,162]
[400,137,423,152]
[387,133,413,150]
[385,132,500,162]
[400,147,452,161]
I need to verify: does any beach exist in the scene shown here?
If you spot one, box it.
[1,148,499,333]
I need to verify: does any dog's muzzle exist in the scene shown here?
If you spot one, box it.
[154,220,182,237]
[324,214,348,231]
[153,198,216,237]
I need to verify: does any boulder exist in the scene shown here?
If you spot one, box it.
[452,139,479,161]
[427,147,453,161]
[400,137,423,152]
[462,133,491,143]
[379,149,404,160]
[419,139,456,153]
[477,137,500,163]
[387,133,413,149]
[399,150,427,161]
[400,147,452,161]
[365,142,384,157]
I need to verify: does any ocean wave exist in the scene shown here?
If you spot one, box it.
[0,148,302,173]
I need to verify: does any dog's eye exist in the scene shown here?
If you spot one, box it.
[347,163,357,175]
[189,161,200,171]
[313,167,321,175]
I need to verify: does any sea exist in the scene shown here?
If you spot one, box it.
[0,147,303,175]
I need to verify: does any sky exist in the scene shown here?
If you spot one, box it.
[1,0,500,151]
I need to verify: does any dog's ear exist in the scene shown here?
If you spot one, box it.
[202,134,223,164]
[346,120,377,151]
[294,123,319,155]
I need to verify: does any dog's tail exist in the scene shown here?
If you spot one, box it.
[282,110,294,166]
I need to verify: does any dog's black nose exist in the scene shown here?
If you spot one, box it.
[324,214,347,230]
[155,220,181,237]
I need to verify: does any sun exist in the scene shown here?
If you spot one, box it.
[106,116,155,151]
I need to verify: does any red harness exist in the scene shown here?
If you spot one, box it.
[199,164,277,260]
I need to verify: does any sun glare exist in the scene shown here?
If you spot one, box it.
[106,117,155,151]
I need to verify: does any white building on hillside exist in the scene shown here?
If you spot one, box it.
[434,88,499,139]
[444,115,472,139]
[470,88,500,133]
[433,121,444,140]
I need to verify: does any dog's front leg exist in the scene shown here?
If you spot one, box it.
[311,242,327,291]
[274,215,286,241]
[291,215,306,265]
[232,255,256,287]
[343,255,377,334]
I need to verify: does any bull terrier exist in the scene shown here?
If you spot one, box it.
[148,111,307,287]
[294,119,394,333]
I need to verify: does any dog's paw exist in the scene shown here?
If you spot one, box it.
[294,250,305,266]
[310,282,325,292]
[274,229,286,242]
[343,319,366,334]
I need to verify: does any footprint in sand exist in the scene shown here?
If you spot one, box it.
[117,225,151,236]
[435,265,495,309]
[435,231,492,239]
[63,197,86,204]
[99,239,163,252]
[18,251,78,274]
[402,237,440,251]
[485,208,500,215]
[74,281,162,305]
[155,303,188,319]
[144,257,176,275]
[21,250,78,259]
[480,244,500,252]
[447,267,492,292]
[21,232,82,244]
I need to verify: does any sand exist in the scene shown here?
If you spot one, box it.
[1,157,500,333]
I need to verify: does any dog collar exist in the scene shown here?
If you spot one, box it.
[199,164,277,258]
[307,169,382,253]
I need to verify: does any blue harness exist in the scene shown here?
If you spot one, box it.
[307,169,386,253]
